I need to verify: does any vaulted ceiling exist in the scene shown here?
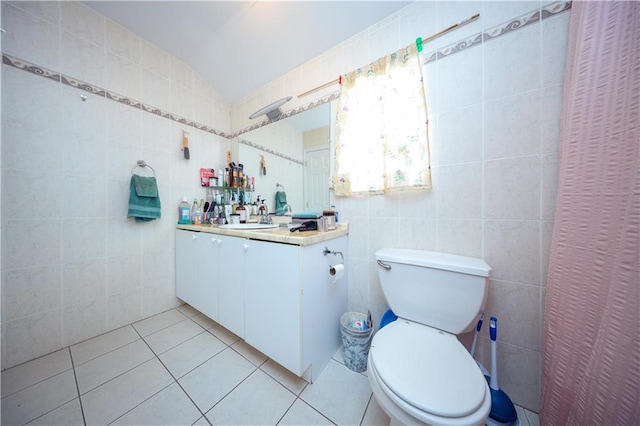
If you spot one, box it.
[85,1,411,104]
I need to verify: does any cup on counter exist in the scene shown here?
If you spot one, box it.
[230,214,240,225]
[319,216,329,232]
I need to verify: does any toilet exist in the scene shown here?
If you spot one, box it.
[368,248,492,426]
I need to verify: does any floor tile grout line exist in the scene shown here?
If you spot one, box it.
[141,323,213,358]
[73,335,149,369]
[105,381,176,426]
[135,310,192,341]
[287,396,337,426]
[0,366,75,401]
[133,308,190,339]
[230,344,270,369]
[73,307,191,368]
[274,395,299,425]
[359,393,374,426]
[67,323,138,361]
[135,324,214,426]
[68,347,88,426]
[0,348,78,399]
[78,353,157,397]
[202,365,271,421]
[17,348,87,426]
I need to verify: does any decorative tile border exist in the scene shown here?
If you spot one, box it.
[61,75,107,97]
[3,0,571,163]
[2,53,233,140]
[237,138,304,166]
[3,54,61,83]
[423,0,571,64]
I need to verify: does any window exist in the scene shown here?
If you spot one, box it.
[333,43,431,196]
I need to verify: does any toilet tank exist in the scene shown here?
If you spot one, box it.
[375,249,491,334]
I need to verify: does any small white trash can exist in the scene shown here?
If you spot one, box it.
[340,312,374,372]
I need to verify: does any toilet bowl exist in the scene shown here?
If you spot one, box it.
[370,249,492,426]
[367,320,491,425]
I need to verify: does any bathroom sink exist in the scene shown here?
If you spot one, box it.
[218,223,279,230]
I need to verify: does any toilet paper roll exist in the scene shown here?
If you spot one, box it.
[329,263,344,283]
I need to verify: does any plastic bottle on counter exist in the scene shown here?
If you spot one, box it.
[212,204,220,224]
[178,197,190,224]
[331,205,339,223]
[196,199,204,224]
[190,199,198,224]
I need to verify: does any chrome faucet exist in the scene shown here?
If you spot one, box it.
[282,204,292,216]
[258,202,272,224]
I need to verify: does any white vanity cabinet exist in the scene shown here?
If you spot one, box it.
[244,240,300,375]
[217,235,247,338]
[175,226,348,382]
[175,230,220,322]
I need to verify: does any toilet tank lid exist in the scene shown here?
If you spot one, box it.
[375,249,491,277]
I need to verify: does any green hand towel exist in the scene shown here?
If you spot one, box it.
[275,191,288,215]
[128,175,161,222]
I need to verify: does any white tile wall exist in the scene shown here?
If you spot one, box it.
[1,1,230,370]
[229,1,569,412]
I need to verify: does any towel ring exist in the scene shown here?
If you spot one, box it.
[276,183,285,191]
[131,160,155,176]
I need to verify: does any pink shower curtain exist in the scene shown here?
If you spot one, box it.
[541,1,639,425]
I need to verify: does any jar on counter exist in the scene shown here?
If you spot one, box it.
[323,210,336,230]
[236,204,247,223]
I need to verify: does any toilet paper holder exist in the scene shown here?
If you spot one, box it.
[322,246,344,263]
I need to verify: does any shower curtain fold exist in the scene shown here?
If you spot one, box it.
[540,1,639,425]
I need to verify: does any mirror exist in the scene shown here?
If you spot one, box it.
[237,102,332,215]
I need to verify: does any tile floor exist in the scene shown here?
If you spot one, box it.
[1,304,541,426]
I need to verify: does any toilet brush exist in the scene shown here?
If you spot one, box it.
[486,317,518,426]
[470,313,489,377]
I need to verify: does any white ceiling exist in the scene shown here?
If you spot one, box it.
[84,1,412,104]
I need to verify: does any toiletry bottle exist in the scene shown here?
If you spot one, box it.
[195,200,203,224]
[191,199,198,224]
[179,197,190,224]
[212,204,219,224]
[236,203,247,223]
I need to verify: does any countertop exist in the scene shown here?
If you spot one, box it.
[176,223,348,246]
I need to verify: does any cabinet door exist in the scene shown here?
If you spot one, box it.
[245,240,301,374]
[175,230,201,308]
[198,234,221,322]
[217,235,246,338]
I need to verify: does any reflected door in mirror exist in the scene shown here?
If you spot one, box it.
[305,147,330,212]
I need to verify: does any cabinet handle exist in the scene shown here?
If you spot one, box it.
[192,235,198,240]
[243,243,249,251]
[217,239,223,245]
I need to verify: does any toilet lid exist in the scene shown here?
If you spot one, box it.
[370,320,487,418]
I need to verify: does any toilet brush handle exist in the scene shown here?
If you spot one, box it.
[489,317,499,390]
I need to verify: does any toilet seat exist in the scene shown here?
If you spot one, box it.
[369,320,488,420]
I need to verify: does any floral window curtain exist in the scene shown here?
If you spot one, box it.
[333,43,431,196]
